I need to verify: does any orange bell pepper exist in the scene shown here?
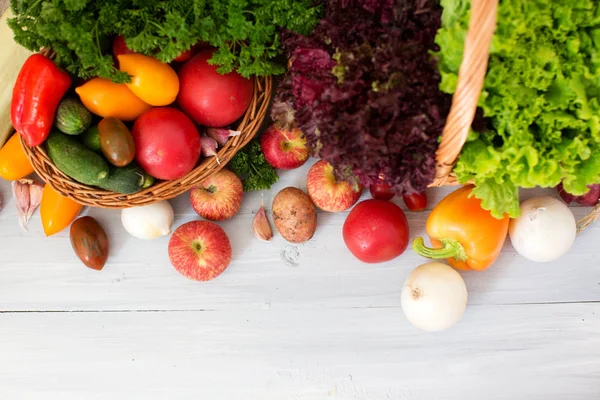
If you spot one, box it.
[75,78,152,121]
[412,185,510,271]
[0,133,35,181]
[40,184,84,236]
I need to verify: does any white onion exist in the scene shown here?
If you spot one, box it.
[401,262,468,332]
[508,196,576,263]
[121,201,174,240]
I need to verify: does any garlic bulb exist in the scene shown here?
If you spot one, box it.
[121,201,174,240]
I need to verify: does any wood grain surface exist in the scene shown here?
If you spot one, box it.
[1,159,599,399]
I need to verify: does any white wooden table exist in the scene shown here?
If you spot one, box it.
[0,159,599,399]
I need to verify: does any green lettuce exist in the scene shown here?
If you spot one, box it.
[435,0,600,218]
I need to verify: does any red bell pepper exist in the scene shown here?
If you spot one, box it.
[11,54,72,147]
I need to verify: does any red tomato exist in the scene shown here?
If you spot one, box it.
[112,36,136,59]
[402,192,428,212]
[70,216,109,271]
[177,50,254,127]
[173,48,193,63]
[369,183,394,201]
[132,107,201,180]
[342,199,409,263]
[192,41,213,53]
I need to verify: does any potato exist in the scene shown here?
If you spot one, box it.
[272,187,317,243]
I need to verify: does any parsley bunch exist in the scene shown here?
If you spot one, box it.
[229,139,278,191]
[8,0,322,82]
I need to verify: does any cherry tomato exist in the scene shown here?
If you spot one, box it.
[70,216,109,271]
[173,48,193,63]
[402,191,428,212]
[112,36,136,59]
[192,41,213,53]
[118,54,180,106]
[98,117,136,167]
[369,183,394,201]
[342,199,409,263]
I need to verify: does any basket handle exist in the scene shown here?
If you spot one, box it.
[431,0,499,186]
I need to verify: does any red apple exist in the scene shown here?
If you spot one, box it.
[260,125,309,170]
[307,160,362,212]
[168,221,232,281]
[190,169,243,221]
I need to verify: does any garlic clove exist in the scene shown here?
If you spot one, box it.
[253,204,273,241]
[12,179,43,231]
[206,128,241,146]
[200,136,220,165]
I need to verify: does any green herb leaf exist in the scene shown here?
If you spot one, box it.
[229,139,278,192]
[9,0,323,81]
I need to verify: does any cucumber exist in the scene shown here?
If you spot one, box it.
[96,163,146,194]
[46,131,110,185]
[142,173,155,189]
[55,97,92,135]
[81,125,101,152]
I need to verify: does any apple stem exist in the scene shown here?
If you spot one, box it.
[205,185,218,194]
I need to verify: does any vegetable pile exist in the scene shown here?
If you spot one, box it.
[2,0,600,336]
[436,0,600,218]
[8,0,323,81]
[272,0,452,195]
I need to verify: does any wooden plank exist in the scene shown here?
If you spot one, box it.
[0,304,598,399]
[0,164,599,311]
[0,9,32,147]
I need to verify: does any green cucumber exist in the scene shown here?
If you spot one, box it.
[96,164,146,194]
[54,98,92,135]
[81,125,101,152]
[142,173,155,189]
[46,131,110,185]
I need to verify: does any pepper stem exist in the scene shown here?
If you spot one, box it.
[411,237,468,262]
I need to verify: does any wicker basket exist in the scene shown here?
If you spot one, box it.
[428,0,498,187]
[18,71,272,209]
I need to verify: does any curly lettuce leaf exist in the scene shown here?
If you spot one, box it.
[436,0,600,218]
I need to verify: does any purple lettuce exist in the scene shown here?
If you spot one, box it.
[274,0,451,195]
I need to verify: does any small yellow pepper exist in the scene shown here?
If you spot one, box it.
[40,184,84,236]
[118,54,180,106]
[0,133,35,181]
[75,78,152,121]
